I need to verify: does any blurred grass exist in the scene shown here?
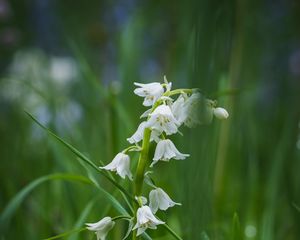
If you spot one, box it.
[1,0,300,239]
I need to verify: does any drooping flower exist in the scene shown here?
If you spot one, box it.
[181,92,202,128]
[213,107,229,120]
[149,188,181,213]
[100,153,133,180]
[151,139,189,167]
[86,216,115,240]
[154,139,189,161]
[134,82,164,106]
[171,94,187,125]
[146,105,179,135]
[127,122,162,144]
[132,205,165,236]
[127,121,147,144]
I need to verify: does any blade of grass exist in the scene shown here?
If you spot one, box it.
[25,111,134,202]
[68,198,96,240]
[0,173,93,231]
[231,212,242,240]
[43,227,86,240]
[162,224,183,240]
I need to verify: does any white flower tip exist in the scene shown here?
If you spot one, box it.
[213,107,229,120]
[126,137,134,144]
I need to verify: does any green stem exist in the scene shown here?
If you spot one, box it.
[132,127,152,240]
[164,88,199,97]
[134,127,151,196]
[112,215,132,221]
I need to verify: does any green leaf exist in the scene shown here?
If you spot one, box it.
[88,174,128,215]
[0,173,93,232]
[43,227,86,240]
[162,223,183,240]
[68,199,96,240]
[25,111,134,202]
[231,212,242,240]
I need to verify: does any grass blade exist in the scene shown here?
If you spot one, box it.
[43,227,86,240]
[25,111,134,202]
[0,173,93,231]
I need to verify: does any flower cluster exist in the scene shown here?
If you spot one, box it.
[86,77,229,239]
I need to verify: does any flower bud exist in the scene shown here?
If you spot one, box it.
[213,107,229,120]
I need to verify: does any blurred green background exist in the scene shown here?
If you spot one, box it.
[1,0,300,239]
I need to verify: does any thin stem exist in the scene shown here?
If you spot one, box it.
[134,127,151,196]
[132,127,152,240]
[112,215,132,221]
[164,88,199,97]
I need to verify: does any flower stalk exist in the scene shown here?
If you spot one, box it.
[82,77,229,240]
[134,127,151,198]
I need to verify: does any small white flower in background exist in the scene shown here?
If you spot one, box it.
[151,139,189,167]
[86,216,115,240]
[134,82,164,106]
[213,107,229,120]
[149,188,181,213]
[146,105,179,135]
[132,205,165,236]
[100,152,133,180]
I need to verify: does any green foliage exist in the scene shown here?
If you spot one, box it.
[1,0,300,239]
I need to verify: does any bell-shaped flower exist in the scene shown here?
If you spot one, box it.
[146,105,179,135]
[134,82,164,106]
[127,121,147,144]
[149,188,181,213]
[132,205,165,236]
[86,216,115,240]
[213,107,229,120]
[171,94,187,125]
[182,92,202,128]
[127,122,162,144]
[100,152,133,180]
[151,139,189,167]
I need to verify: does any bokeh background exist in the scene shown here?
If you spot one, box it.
[1,0,300,239]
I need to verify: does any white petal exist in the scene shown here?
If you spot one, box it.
[140,109,152,118]
[153,140,166,161]
[149,190,159,213]
[213,107,229,119]
[127,121,146,144]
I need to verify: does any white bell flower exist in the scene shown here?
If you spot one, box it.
[86,216,115,240]
[100,152,133,180]
[146,105,179,135]
[182,92,202,128]
[127,121,147,144]
[151,139,189,167]
[149,188,181,213]
[132,205,165,236]
[140,109,152,118]
[213,107,229,120]
[127,122,162,144]
[171,94,187,125]
[134,82,164,106]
